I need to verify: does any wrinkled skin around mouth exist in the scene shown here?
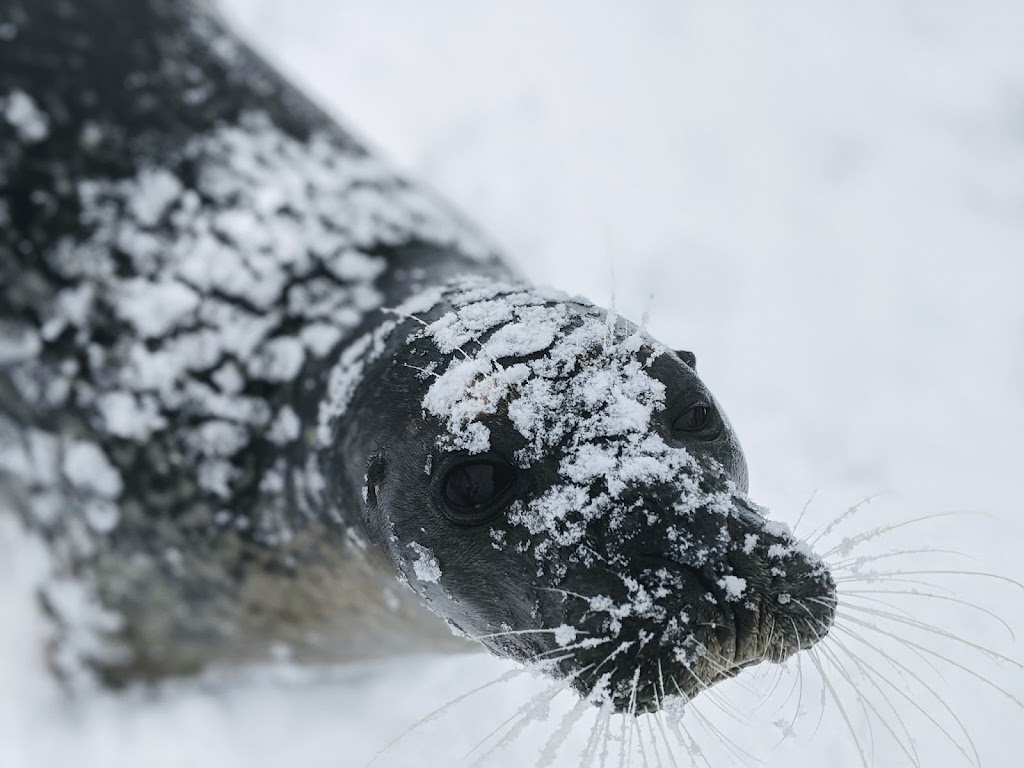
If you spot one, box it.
[331,276,837,715]
[533,491,837,713]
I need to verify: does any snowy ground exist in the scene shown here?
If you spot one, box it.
[4,1,1024,766]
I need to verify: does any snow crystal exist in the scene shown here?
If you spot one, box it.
[82,499,120,534]
[0,321,42,365]
[553,625,578,647]
[61,441,123,499]
[267,406,301,445]
[194,421,249,456]
[2,89,49,142]
[409,542,442,583]
[129,169,183,227]
[114,279,200,338]
[248,336,305,382]
[717,575,747,601]
[94,391,166,441]
[299,323,343,356]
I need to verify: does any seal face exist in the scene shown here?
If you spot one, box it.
[329,278,837,713]
[1,0,836,708]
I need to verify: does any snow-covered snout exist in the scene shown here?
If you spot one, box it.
[352,278,836,715]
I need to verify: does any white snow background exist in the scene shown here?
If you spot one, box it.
[3,1,1024,766]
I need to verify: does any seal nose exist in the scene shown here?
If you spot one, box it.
[725,499,837,654]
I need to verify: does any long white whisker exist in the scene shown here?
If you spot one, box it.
[820,511,984,559]
[828,547,971,572]
[827,632,922,765]
[830,622,981,766]
[808,648,869,768]
[839,589,1016,640]
[833,602,1024,670]
[367,667,523,765]
[790,488,818,537]
[837,613,1024,709]
[835,568,1024,593]
[807,495,880,548]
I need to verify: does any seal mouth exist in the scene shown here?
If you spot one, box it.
[543,550,837,715]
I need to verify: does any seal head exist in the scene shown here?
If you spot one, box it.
[329,277,837,713]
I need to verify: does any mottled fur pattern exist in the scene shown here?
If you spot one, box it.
[0,0,501,681]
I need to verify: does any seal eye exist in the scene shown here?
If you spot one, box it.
[441,460,516,524]
[673,403,715,434]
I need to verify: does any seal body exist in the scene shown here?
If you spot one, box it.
[0,0,505,680]
[1,0,835,708]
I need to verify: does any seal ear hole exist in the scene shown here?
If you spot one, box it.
[675,350,697,369]
[365,451,387,508]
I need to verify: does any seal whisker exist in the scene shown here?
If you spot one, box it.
[827,546,971,572]
[835,612,1024,709]
[468,680,569,766]
[829,623,982,766]
[598,706,616,768]
[755,663,788,710]
[840,589,1016,640]
[469,640,620,765]
[399,362,440,379]
[765,620,804,723]
[532,637,613,663]
[826,632,932,768]
[798,614,880,765]
[835,568,1024,593]
[685,644,759,696]
[796,619,830,739]
[816,644,880,765]
[367,667,525,766]
[536,680,599,768]
[471,627,592,642]
[667,703,713,768]
[836,574,960,595]
[830,600,1024,668]
[767,627,806,747]
[806,495,882,548]
[468,663,596,767]
[789,488,819,537]
[579,700,614,767]
[829,591,919,624]
[830,605,951,682]
[625,667,642,768]
[643,712,664,768]
[668,675,760,766]
[781,619,808,735]
[808,648,871,768]
[820,510,988,560]
[654,712,682,768]
[535,586,594,602]
[672,662,748,723]
[690,704,761,767]
[381,308,470,361]
[651,661,682,768]
[617,705,629,768]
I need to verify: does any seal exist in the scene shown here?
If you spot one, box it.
[0,0,837,712]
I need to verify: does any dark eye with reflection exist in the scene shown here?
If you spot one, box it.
[672,403,719,438]
[441,459,516,525]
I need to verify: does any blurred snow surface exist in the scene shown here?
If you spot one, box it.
[4,1,1024,766]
